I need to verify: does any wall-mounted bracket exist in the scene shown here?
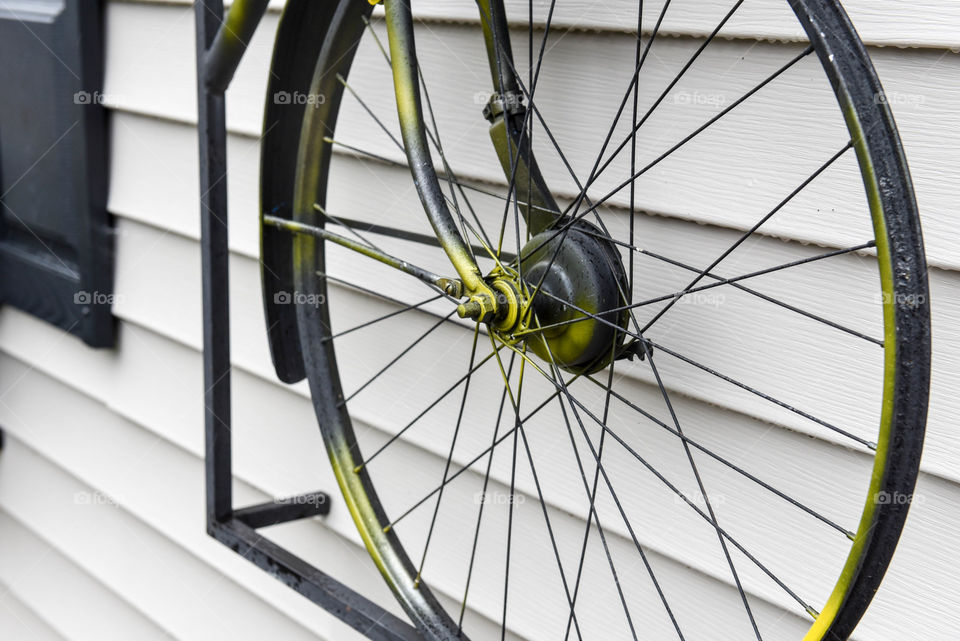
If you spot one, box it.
[194,3,423,639]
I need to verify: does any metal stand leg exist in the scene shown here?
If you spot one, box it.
[193,2,421,638]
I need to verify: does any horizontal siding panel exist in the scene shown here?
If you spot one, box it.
[0,579,70,641]
[0,329,403,638]
[0,433,342,641]
[0,320,523,637]
[0,510,175,641]
[0,1,950,639]
[2,307,959,638]
[0,335,824,638]
[103,111,960,486]
[0,368,406,641]
[116,0,960,50]
[110,213,888,484]
[103,2,960,269]
[0,512,171,641]
[404,0,960,50]
[0,295,877,632]
[0,352,523,639]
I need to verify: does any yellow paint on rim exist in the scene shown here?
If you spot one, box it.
[802,101,898,641]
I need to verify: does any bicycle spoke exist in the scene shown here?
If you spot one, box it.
[516,286,877,450]
[324,133,554,248]
[646,339,877,450]
[342,308,458,404]
[583,0,749,193]
[490,335,586,641]
[516,239,877,337]
[313,203,384,253]
[488,332,528,640]
[526,0,534,256]
[318,208,516,263]
[521,334,818,620]
[356,341,506,470]
[318,270,463,327]
[337,73,404,152]
[628,0,643,303]
[363,14,497,258]
[326,292,444,342]
[421,72,487,262]
[458,351,517,632]
[637,245,883,346]
[599,419,822,619]
[643,335,760,639]
[580,373,856,539]
[523,329,685,639]
[384,371,582,532]
[640,141,853,333]
[415,324,482,587]
[563,340,639,641]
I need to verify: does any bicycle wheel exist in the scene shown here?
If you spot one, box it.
[260,1,930,639]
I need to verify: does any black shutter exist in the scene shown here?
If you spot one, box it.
[0,0,113,347]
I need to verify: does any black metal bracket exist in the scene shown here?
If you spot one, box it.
[194,2,421,639]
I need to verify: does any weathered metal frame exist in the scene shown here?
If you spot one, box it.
[194,2,421,638]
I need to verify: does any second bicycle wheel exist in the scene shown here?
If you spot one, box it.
[260,0,930,639]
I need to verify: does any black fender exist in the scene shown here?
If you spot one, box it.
[259,0,342,384]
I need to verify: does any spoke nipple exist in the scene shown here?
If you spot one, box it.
[382,525,392,534]
[413,575,421,589]
[353,464,363,474]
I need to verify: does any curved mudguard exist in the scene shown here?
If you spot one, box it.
[259,0,340,384]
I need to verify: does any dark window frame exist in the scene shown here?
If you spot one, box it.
[0,0,113,347]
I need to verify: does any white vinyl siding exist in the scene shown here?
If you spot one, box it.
[0,1,958,639]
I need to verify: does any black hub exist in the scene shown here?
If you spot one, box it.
[520,220,630,374]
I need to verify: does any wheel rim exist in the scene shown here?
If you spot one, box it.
[791,1,929,638]
[263,1,932,639]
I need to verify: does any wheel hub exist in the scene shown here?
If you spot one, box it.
[458,220,630,375]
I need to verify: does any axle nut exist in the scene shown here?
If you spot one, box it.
[456,294,496,323]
